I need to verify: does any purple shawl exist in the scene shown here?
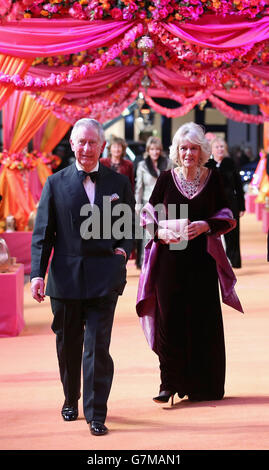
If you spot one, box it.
[136,202,244,351]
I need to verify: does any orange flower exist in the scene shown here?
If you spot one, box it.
[132,57,140,65]
[212,1,221,8]
[41,10,49,17]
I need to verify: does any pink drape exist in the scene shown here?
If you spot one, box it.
[148,65,269,106]
[2,90,24,149]
[0,16,268,58]
[0,19,141,57]
[164,15,269,49]
[32,120,47,151]
[29,64,141,97]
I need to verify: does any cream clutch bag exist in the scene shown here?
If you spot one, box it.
[158,219,189,242]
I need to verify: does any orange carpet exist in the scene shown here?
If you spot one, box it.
[1,212,269,452]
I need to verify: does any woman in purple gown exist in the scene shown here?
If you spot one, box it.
[136,122,243,405]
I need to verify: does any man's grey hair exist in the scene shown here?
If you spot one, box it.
[70,118,105,144]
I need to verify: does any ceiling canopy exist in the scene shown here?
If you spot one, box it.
[0,1,268,124]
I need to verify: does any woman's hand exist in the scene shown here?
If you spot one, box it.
[184,221,210,240]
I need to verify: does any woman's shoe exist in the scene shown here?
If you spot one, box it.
[153,391,175,405]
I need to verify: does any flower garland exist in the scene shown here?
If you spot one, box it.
[150,21,268,69]
[32,43,157,68]
[239,71,269,97]
[145,90,269,123]
[145,87,215,118]
[0,23,143,90]
[0,149,62,170]
[0,1,268,22]
[29,68,144,123]
[209,95,269,124]
[144,68,269,123]
[0,150,38,170]
[32,150,62,169]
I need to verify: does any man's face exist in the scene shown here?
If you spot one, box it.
[70,125,105,172]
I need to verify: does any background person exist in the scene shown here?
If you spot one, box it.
[100,136,134,191]
[30,118,135,436]
[135,136,173,268]
[211,137,245,268]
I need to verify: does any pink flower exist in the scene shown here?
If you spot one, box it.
[93,7,104,19]
[111,8,123,19]
[0,0,11,16]
[79,65,88,77]
[24,75,35,87]
[158,7,169,18]
[22,0,36,6]
[69,5,86,20]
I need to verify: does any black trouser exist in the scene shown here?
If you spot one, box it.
[50,292,118,424]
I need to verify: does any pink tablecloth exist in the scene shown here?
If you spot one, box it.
[245,193,256,213]
[1,232,32,274]
[0,264,24,337]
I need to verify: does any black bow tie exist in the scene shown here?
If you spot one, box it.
[78,170,99,182]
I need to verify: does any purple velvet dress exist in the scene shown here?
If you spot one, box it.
[138,168,242,400]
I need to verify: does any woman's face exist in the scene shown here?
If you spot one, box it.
[110,143,123,159]
[211,140,226,162]
[178,139,201,169]
[148,144,161,162]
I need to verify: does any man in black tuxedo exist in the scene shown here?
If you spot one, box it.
[30,118,135,435]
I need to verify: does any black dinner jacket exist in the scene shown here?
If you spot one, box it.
[30,163,135,299]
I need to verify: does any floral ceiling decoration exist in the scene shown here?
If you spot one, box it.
[0,1,268,22]
[0,0,268,128]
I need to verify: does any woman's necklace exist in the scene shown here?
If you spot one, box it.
[177,166,201,198]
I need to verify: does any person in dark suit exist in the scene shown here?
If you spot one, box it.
[30,118,135,436]
[211,137,245,268]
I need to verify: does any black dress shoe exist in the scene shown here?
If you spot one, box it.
[61,404,78,421]
[90,421,108,436]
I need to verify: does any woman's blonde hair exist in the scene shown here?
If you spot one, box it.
[107,136,127,159]
[210,136,228,156]
[169,122,211,166]
[144,136,163,159]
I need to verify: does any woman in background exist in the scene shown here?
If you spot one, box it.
[100,136,134,190]
[135,136,173,268]
[211,137,245,268]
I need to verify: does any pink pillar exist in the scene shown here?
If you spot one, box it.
[0,264,24,337]
[262,209,269,233]
[255,202,265,221]
[245,193,256,213]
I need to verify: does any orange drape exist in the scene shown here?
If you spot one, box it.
[0,168,36,231]
[35,114,70,186]
[35,160,53,187]
[264,122,269,153]
[41,114,70,153]
[0,54,32,110]
[9,90,65,153]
